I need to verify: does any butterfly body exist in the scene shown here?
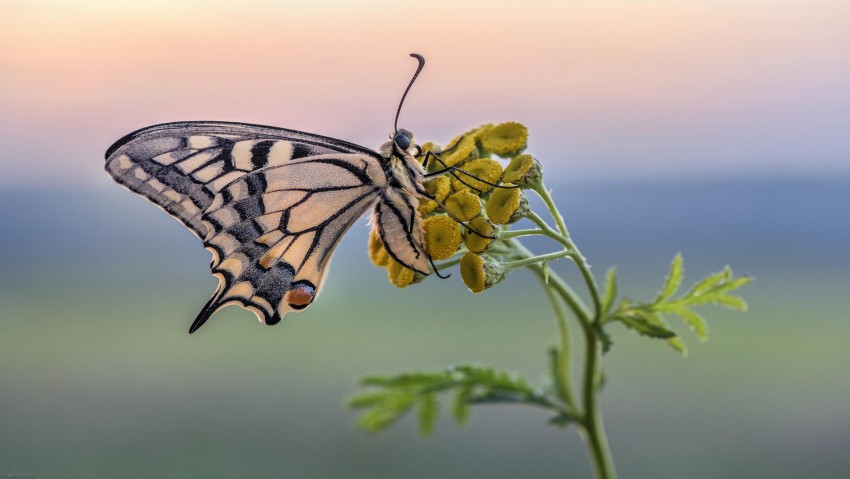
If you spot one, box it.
[105,121,431,332]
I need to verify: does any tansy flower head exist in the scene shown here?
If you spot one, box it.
[486,186,529,224]
[423,215,462,260]
[418,175,451,215]
[368,229,390,267]
[480,122,528,158]
[450,158,504,194]
[444,190,482,222]
[464,216,496,253]
[460,252,505,293]
[503,153,543,189]
[440,134,478,167]
[387,257,423,288]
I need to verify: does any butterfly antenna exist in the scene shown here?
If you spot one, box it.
[394,53,426,133]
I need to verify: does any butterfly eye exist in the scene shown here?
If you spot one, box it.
[394,132,411,151]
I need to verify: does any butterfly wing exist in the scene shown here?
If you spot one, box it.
[105,121,386,331]
[373,187,430,275]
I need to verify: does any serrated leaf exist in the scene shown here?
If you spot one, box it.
[657,253,684,302]
[667,337,688,356]
[708,294,749,311]
[355,393,417,434]
[689,270,727,296]
[417,393,439,436]
[347,391,393,409]
[602,267,618,316]
[452,386,472,425]
[673,308,709,341]
[618,314,677,339]
[360,372,450,388]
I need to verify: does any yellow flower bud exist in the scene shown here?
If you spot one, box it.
[486,187,529,225]
[418,175,451,214]
[387,257,422,288]
[503,153,543,189]
[444,190,482,222]
[460,252,505,293]
[464,216,496,253]
[480,122,528,158]
[450,158,503,194]
[368,229,390,267]
[423,215,462,260]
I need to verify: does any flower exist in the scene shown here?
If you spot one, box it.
[450,158,503,194]
[418,175,452,215]
[464,216,496,253]
[368,229,390,267]
[440,134,478,167]
[460,252,505,293]
[387,257,421,288]
[486,187,529,224]
[503,153,542,189]
[480,122,528,157]
[423,215,462,260]
[444,190,482,222]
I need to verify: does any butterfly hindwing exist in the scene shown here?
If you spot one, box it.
[373,187,430,275]
[198,154,386,329]
[105,122,387,330]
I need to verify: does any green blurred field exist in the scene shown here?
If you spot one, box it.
[1,179,848,478]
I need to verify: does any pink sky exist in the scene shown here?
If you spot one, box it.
[2,0,849,186]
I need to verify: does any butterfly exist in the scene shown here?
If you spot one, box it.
[105,54,483,333]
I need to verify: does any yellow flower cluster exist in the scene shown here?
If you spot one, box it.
[369,121,538,292]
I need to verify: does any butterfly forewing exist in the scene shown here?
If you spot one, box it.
[105,122,387,330]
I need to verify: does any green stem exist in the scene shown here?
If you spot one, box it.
[533,182,570,238]
[498,228,548,240]
[525,186,615,478]
[531,185,603,322]
[578,318,617,479]
[503,250,570,271]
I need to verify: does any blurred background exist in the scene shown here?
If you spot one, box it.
[1,0,848,477]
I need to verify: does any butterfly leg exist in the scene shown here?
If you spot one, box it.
[419,150,485,194]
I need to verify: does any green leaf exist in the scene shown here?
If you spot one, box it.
[688,269,727,296]
[417,393,439,436]
[673,308,709,341]
[657,253,684,302]
[355,392,417,433]
[452,386,472,425]
[618,313,677,339]
[688,293,748,310]
[347,391,393,409]
[667,337,688,356]
[360,372,450,388]
[601,267,618,316]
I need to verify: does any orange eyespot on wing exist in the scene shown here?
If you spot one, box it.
[287,281,316,310]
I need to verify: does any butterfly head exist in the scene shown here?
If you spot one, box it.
[379,128,419,159]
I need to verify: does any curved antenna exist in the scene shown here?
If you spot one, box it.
[394,53,426,133]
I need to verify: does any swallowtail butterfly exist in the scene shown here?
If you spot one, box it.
[105,54,475,333]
